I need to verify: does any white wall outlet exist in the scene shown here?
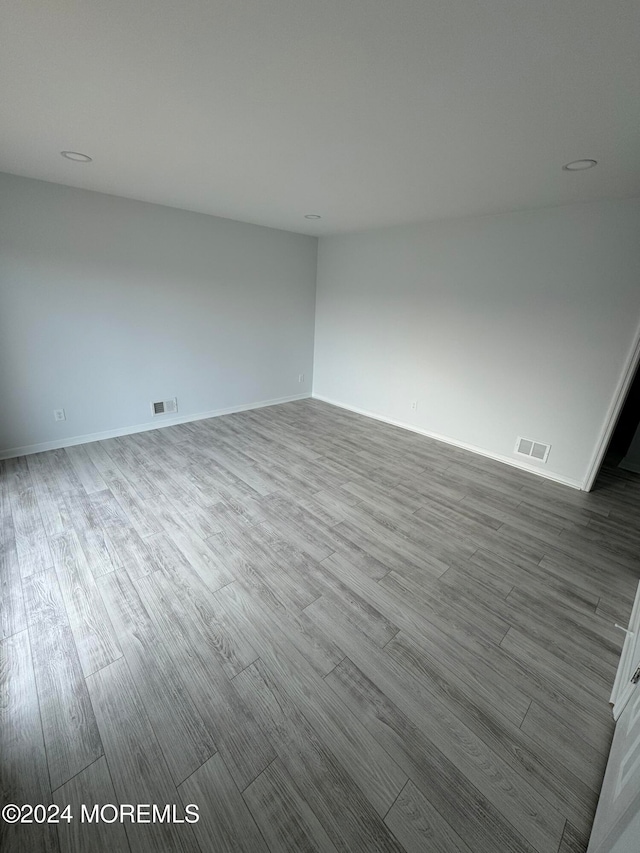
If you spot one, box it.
[298,373,305,383]
[410,401,417,411]
[53,408,66,422]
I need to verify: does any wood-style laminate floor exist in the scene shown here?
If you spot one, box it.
[1,399,639,853]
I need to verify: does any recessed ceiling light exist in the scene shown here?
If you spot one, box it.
[304,214,322,219]
[61,151,93,163]
[562,159,597,171]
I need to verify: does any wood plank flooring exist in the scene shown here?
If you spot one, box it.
[1,399,639,853]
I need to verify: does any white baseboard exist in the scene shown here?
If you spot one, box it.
[0,393,311,460]
[312,394,583,490]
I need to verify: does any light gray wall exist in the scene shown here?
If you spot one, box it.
[313,199,640,487]
[0,173,317,454]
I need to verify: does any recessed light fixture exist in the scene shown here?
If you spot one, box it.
[304,214,322,220]
[562,159,597,171]
[61,151,93,163]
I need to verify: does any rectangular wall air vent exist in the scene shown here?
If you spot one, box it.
[151,397,178,416]
[515,436,551,463]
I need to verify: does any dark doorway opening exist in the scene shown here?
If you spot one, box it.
[593,362,640,488]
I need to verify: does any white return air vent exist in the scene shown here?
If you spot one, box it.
[515,436,551,463]
[151,397,178,416]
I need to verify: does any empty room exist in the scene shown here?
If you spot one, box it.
[1,1,640,852]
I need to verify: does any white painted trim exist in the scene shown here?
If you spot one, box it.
[582,318,640,491]
[0,393,311,459]
[313,394,583,489]
[610,580,640,721]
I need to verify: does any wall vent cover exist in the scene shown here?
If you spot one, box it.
[151,398,178,416]
[515,436,551,463]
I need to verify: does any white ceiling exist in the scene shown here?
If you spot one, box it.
[1,0,638,235]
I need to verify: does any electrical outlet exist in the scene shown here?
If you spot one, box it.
[298,373,305,383]
[54,409,66,422]
[410,401,417,411]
